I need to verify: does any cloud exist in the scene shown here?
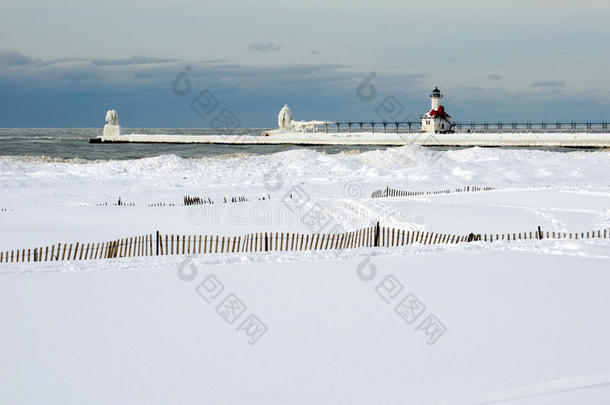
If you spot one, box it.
[0,51,431,127]
[0,50,367,91]
[248,43,281,52]
[531,80,566,88]
[310,50,320,55]
[1,50,609,127]
[0,52,192,90]
[198,59,232,64]
[0,51,179,69]
[88,56,179,66]
[488,73,502,80]
[0,50,39,66]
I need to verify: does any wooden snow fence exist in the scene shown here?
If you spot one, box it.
[1,226,610,264]
[99,194,270,208]
[372,185,495,198]
[183,193,271,206]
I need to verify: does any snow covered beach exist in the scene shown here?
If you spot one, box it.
[1,145,610,404]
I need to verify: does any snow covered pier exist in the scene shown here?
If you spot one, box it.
[90,103,610,147]
[89,132,610,148]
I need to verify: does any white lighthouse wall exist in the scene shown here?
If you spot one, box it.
[431,96,441,110]
[422,116,452,133]
[422,117,434,132]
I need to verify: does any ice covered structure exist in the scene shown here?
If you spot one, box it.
[278,104,292,130]
[262,105,330,136]
[103,109,121,137]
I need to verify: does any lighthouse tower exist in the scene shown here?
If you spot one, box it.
[422,87,453,133]
[431,87,442,110]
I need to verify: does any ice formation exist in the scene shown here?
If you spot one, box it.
[261,105,330,136]
[103,109,120,137]
[277,104,292,130]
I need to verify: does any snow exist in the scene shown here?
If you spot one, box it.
[1,145,609,404]
[95,132,610,147]
[2,251,610,404]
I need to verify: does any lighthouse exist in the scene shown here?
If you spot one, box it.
[422,87,453,133]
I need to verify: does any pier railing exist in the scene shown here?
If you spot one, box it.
[316,121,610,134]
[453,121,609,133]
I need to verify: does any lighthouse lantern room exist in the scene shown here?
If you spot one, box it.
[422,87,453,133]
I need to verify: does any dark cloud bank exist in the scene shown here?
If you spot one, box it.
[0,50,608,127]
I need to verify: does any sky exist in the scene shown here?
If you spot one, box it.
[1,0,610,127]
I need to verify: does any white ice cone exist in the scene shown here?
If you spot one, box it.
[103,109,121,137]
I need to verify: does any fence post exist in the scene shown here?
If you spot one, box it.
[374,221,380,247]
[265,233,269,252]
[537,226,543,240]
[156,231,160,256]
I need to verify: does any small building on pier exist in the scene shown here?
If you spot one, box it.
[422,87,453,133]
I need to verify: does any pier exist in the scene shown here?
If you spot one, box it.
[90,131,610,148]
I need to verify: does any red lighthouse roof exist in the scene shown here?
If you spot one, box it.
[429,105,451,118]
